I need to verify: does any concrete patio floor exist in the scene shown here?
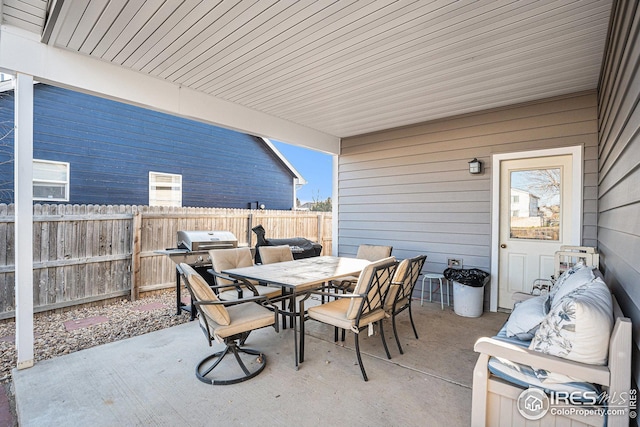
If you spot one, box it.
[12,301,507,427]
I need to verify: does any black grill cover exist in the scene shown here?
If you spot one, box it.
[252,225,322,263]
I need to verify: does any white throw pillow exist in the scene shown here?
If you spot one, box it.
[530,277,613,365]
[505,295,547,341]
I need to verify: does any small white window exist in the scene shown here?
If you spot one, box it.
[149,172,182,207]
[33,159,69,201]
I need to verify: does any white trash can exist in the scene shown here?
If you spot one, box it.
[452,281,485,317]
[444,268,490,318]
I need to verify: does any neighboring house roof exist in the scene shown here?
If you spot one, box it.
[259,137,307,187]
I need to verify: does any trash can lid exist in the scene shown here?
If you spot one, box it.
[443,268,489,288]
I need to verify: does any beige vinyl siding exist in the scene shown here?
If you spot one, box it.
[596,1,640,389]
[340,91,598,274]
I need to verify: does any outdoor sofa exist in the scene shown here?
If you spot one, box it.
[472,264,632,427]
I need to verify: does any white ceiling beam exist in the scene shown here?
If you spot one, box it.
[0,25,341,154]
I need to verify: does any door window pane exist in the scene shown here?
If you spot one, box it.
[510,168,560,240]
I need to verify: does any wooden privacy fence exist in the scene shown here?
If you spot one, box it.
[0,204,332,319]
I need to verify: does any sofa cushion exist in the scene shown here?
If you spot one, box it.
[505,295,547,341]
[529,277,613,365]
[488,356,602,398]
[493,324,531,348]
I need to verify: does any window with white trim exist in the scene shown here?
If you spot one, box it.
[33,160,70,201]
[149,172,182,207]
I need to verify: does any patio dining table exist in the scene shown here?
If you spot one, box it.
[222,255,371,369]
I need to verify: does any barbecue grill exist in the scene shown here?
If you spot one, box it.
[252,224,322,263]
[156,230,239,318]
[177,230,238,252]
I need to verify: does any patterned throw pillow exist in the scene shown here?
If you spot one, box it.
[544,262,593,313]
[549,261,585,299]
[550,266,595,309]
[529,277,613,365]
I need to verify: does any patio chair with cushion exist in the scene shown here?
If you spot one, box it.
[330,244,393,292]
[299,256,398,381]
[178,263,279,385]
[384,254,427,354]
[257,244,300,328]
[208,247,281,301]
[258,244,294,264]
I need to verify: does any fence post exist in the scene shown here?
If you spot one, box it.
[246,213,253,247]
[317,214,323,245]
[131,208,142,301]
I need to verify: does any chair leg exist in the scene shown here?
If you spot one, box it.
[392,313,404,355]
[238,330,251,346]
[199,345,231,378]
[354,332,368,382]
[196,341,267,385]
[408,303,419,339]
[300,310,306,363]
[230,343,253,376]
[281,297,287,330]
[341,328,346,342]
[379,320,392,360]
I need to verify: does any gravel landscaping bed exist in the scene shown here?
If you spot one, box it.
[0,291,190,383]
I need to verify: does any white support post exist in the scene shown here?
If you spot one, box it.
[331,154,338,257]
[14,73,34,369]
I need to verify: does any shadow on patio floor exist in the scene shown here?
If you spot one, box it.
[12,301,507,427]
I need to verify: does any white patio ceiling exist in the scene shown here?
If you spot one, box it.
[3,0,612,144]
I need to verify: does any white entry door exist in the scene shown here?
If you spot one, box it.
[497,152,580,309]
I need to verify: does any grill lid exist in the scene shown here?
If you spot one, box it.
[177,230,238,251]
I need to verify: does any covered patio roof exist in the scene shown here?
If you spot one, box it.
[1,0,612,152]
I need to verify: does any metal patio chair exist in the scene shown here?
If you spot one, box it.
[330,244,393,293]
[299,257,398,381]
[384,254,427,354]
[208,247,281,300]
[178,263,279,385]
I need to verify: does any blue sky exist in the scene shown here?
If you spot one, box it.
[272,141,333,204]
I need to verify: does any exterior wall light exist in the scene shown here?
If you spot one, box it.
[469,158,482,174]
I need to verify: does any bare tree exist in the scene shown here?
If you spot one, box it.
[518,168,561,206]
[311,190,331,212]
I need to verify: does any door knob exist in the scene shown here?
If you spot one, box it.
[500,244,507,249]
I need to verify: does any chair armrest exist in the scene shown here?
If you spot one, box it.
[206,269,260,297]
[474,337,610,385]
[195,295,267,307]
[511,292,536,303]
[299,289,365,299]
[327,275,358,290]
[298,290,365,315]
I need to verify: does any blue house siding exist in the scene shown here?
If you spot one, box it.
[0,84,295,209]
